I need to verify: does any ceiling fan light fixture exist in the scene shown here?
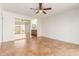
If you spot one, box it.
[39,10,42,13]
[30,3,52,14]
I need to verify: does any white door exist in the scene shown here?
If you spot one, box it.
[25,21,30,40]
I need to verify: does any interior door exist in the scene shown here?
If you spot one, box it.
[25,21,30,40]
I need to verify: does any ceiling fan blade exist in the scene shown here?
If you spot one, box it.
[43,8,52,10]
[43,11,47,14]
[39,3,42,10]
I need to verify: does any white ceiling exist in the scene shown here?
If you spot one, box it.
[0,3,79,19]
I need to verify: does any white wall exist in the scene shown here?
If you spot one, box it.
[37,18,42,37]
[2,11,16,42]
[2,10,34,42]
[42,8,79,44]
[0,8,2,43]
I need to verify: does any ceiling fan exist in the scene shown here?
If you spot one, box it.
[30,3,52,14]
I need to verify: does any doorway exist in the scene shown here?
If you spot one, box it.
[15,18,31,41]
[31,19,37,38]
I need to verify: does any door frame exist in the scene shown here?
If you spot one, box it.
[15,18,31,40]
